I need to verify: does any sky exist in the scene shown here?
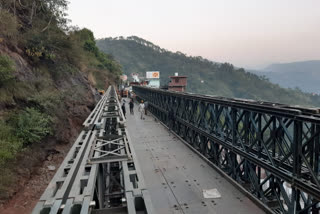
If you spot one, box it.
[67,0,320,69]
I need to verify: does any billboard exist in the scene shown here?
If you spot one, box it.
[146,71,160,79]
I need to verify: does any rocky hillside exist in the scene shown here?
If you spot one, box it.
[0,0,121,203]
[97,36,320,107]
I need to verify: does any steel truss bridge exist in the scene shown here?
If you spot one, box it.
[133,86,320,214]
[33,86,154,214]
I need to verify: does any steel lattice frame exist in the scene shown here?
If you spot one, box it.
[133,86,320,214]
[32,86,154,214]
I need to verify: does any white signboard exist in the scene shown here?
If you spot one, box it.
[148,79,160,88]
[146,71,160,79]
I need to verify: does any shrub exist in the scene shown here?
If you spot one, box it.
[0,120,22,199]
[0,9,19,43]
[12,81,37,101]
[28,90,62,114]
[48,62,79,81]
[24,31,58,62]
[0,55,15,87]
[92,70,110,89]
[0,88,15,104]
[0,121,22,166]
[13,108,53,145]
[84,39,98,54]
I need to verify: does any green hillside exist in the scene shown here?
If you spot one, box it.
[97,36,320,106]
[0,0,121,200]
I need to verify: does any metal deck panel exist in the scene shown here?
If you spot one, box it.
[126,105,264,214]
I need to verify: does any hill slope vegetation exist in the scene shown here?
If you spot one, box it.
[0,0,121,202]
[97,36,320,106]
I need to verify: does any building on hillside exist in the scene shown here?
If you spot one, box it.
[168,73,187,92]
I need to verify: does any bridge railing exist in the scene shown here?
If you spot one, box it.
[133,86,320,214]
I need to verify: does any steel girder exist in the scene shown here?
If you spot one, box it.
[32,86,154,214]
[133,86,320,214]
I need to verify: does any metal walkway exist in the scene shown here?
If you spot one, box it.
[126,100,264,214]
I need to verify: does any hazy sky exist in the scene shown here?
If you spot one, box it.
[67,0,320,69]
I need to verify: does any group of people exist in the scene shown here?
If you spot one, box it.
[120,98,175,130]
[121,98,148,120]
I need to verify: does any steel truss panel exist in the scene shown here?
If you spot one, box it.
[133,86,320,214]
[88,137,132,164]
[32,86,154,214]
[83,87,111,128]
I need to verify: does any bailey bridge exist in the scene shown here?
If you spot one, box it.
[32,86,320,214]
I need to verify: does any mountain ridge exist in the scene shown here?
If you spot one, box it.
[263,60,320,72]
[96,36,320,106]
[251,60,320,93]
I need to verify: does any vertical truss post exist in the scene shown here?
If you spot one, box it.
[290,120,303,213]
[243,111,251,184]
[270,116,276,198]
[231,108,237,180]
[257,113,262,199]
[312,125,320,214]
[314,125,320,183]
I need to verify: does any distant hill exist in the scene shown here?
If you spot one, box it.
[252,60,320,94]
[264,60,320,73]
[96,36,320,106]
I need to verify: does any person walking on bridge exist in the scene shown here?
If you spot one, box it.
[121,103,126,118]
[144,101,149,115]
[138,100,145,120]
[129,99,134,115]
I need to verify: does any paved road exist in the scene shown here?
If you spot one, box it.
[125,101,264,214]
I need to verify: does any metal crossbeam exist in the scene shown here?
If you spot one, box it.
[133,85,320,214]
[88,137,132,164]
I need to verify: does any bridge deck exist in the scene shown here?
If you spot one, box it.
[126,101,264,214]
